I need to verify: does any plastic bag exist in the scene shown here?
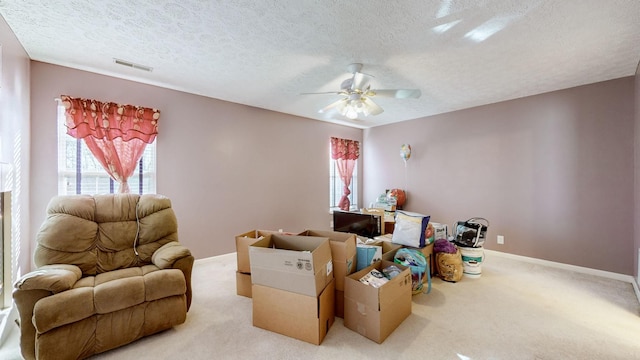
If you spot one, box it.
[394,248,431,294]
[436,249,463,282]
[453,217,489,248]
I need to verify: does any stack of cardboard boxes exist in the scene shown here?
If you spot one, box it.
[250,233,335,345]
[235,230,266,298]
[234,229,415,345]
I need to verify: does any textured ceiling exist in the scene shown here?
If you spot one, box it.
[1,0,639,128]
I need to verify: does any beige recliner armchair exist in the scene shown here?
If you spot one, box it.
[13,194,194,360]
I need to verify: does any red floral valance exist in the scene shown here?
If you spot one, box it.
[61,95,159,143]
[330,137,360,160]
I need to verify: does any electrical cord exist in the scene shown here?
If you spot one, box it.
[134,201,140,256]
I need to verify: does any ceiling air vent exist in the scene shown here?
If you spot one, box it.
[113,58,153,72]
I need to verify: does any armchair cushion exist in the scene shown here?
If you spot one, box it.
[94,272,145,314]
[144,268,187,302]
[33,287,94,333]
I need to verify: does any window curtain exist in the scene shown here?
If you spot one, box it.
[61,95,159,193]
[330,137,360,211]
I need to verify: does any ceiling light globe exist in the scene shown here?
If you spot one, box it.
[345,108,358,119]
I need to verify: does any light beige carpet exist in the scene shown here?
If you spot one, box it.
[1,251,639,360]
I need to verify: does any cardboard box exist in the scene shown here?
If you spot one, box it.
[344,259,412,344]
[249,234,333,297]
[378,240,403,262]
[335,289,345,318]
[252,279,335,345]
[236,271,252,298]
[235,230,274,273]
[356,239,404,271]
[299,230,357,291]
[358,237,403,263]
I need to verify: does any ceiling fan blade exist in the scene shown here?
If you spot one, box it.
[367,89,422,99]
[362,97,384,116]
[319,98,348,113]
[301,91,345,95]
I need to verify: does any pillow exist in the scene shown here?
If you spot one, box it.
[391,211,430,248]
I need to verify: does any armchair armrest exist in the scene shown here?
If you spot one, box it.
[14,264,82,294]
[152,241,192,269]
[13,264,82,360]
[151,241,194,311]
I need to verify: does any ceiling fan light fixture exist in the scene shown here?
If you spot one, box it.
[304,63,419,121]
[340,98,368,119]
[344,107,359,119]
[361,103,371,117]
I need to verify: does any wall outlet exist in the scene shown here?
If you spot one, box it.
[497,235,505,245]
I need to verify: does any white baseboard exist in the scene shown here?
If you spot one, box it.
[486,250,640,304]
[194,252,235,265]
[633,279,640,305]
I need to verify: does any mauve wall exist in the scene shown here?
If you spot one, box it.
[25,60,640,276]
[29,61,361,264]
[364,77,635,275]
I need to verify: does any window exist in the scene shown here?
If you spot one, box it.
[329,145,358,211]
[57,104,156,195]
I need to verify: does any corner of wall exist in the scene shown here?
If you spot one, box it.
[633,275,640,305]
[636,62,640,282]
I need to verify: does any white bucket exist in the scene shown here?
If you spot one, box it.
[459,246,484,278]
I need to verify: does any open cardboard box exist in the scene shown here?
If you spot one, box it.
[344,259,412,343]
[299,229,357,291]
[249,233,333,297]
[356,237,403,271]
[235,230,278,273]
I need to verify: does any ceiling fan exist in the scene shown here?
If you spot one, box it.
[302,63,421,120]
